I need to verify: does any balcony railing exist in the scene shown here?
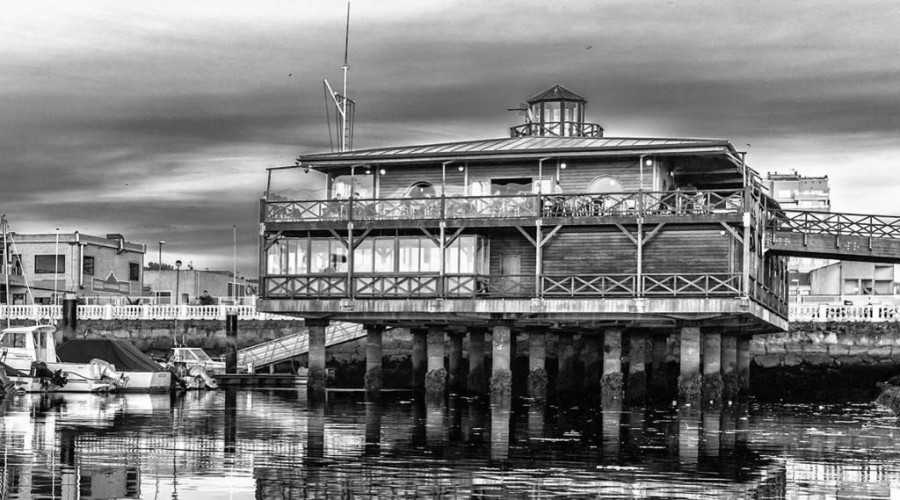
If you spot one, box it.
[263,272,752,301]
[0,304,302,321]
[263,190,746,224]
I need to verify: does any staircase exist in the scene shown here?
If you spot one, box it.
[237,322,365,371]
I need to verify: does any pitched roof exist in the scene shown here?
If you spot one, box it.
[296,136,734,166]
[527,85,586,103]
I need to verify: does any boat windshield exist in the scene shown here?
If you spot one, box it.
[0,332,27,348]
[190,349,212,362]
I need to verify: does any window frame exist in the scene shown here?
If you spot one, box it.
[34,254,65,274]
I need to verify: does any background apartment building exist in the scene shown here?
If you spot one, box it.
[1,232,145,304]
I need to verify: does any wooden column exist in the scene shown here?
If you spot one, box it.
[364,325,384,395]
[678,326,701,405]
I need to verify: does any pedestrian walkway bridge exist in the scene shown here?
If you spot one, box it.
[238,321,364,371]
[766,208,900,263]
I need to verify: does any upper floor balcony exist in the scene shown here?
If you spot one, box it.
[263,188,749,226]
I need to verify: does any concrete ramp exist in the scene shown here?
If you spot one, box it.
[767,209,900,263]
[238,322,364,371]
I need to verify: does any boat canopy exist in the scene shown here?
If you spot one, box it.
[57,339,162,372]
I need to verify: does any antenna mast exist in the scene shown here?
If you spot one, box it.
[324,2,355,152]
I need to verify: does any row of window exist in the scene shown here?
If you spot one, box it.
[266,236,489,275]
[330,176,626,199]
[30,255,140,281]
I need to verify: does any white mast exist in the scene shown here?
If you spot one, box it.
[2,215,9,327]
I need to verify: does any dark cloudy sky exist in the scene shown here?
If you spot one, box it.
[2,1,899,276]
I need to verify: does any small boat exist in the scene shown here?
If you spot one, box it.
[165,347,225,390]
[57,338,172,393]
[0,325,117,393]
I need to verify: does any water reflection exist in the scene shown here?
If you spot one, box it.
[3,391,900,498]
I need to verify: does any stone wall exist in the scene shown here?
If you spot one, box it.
[751,322,900,369]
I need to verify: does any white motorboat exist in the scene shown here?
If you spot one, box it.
[166,347,225,389]
[0,325,118,393]
[57,338,172,392]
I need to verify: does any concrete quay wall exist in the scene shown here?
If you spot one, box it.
[751,322,900,369]
[17,318,307,356]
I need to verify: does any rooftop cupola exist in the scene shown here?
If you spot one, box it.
[509,84,603,138]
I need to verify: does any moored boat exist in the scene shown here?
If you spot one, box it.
[57,338,172,392]
[0,325,117,393]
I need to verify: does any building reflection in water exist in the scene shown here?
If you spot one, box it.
[9,389,900,498]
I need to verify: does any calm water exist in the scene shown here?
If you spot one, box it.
[0,389,898,499]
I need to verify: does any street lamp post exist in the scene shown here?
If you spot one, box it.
[158,241,165,304]
[175,260,182,305]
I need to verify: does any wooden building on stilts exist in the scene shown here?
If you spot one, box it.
[259,85,788,404]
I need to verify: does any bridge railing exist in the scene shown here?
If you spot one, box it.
[768,209,900,239]
[789,303,900,322]
[0,304,302,321]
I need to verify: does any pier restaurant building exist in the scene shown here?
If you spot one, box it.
[258,85,788,403]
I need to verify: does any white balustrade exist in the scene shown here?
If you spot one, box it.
[0,304,302,321]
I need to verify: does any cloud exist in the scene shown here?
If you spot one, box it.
[1,0,899,277]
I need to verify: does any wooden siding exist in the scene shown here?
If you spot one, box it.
[542,230,637,274]
[488,232,536,276]
[642,229,731,274]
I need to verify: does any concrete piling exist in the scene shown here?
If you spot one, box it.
[721,334,739,401]
[601,329,623,403]
[737,336,751,396]
[225,312,238,374]
[490,323,512,398]
[650,334,668,395]
[467,329,487,395]
[627,331,648,403]
[527,330,548,400]
[412,328,427,391]
[307,319,329,398]
[448,332,463,393]
[557,332,576,393]
[678,326,701,405]
[702,331,723,406]
[364,325,384,395]
[426,326,447,399]
[582,335,602,392]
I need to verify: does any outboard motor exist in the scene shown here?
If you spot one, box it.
[32,361,68,389]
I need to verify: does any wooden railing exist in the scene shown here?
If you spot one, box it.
[262,273,749,300]
[768,209,900,240]
[509,121,604,138]
[750,278,789,318]
[0,304,302,321]
[262,190,746,223]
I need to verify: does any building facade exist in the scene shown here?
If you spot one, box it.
[143,269,256,305]
[809,261,895,300]
[258,85,790,403]
[1,232,145,304]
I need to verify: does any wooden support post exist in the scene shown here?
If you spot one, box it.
[535,222,542,297]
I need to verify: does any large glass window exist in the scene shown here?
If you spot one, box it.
[35,255,64,274]
[285,239,307,274]
[374,239,394,273]
[266,240,285,274]
[445,236,480,274]
[354,240,374,273]
[422,239,440,273]
[332,173,374,199]
[399,238,420,272]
